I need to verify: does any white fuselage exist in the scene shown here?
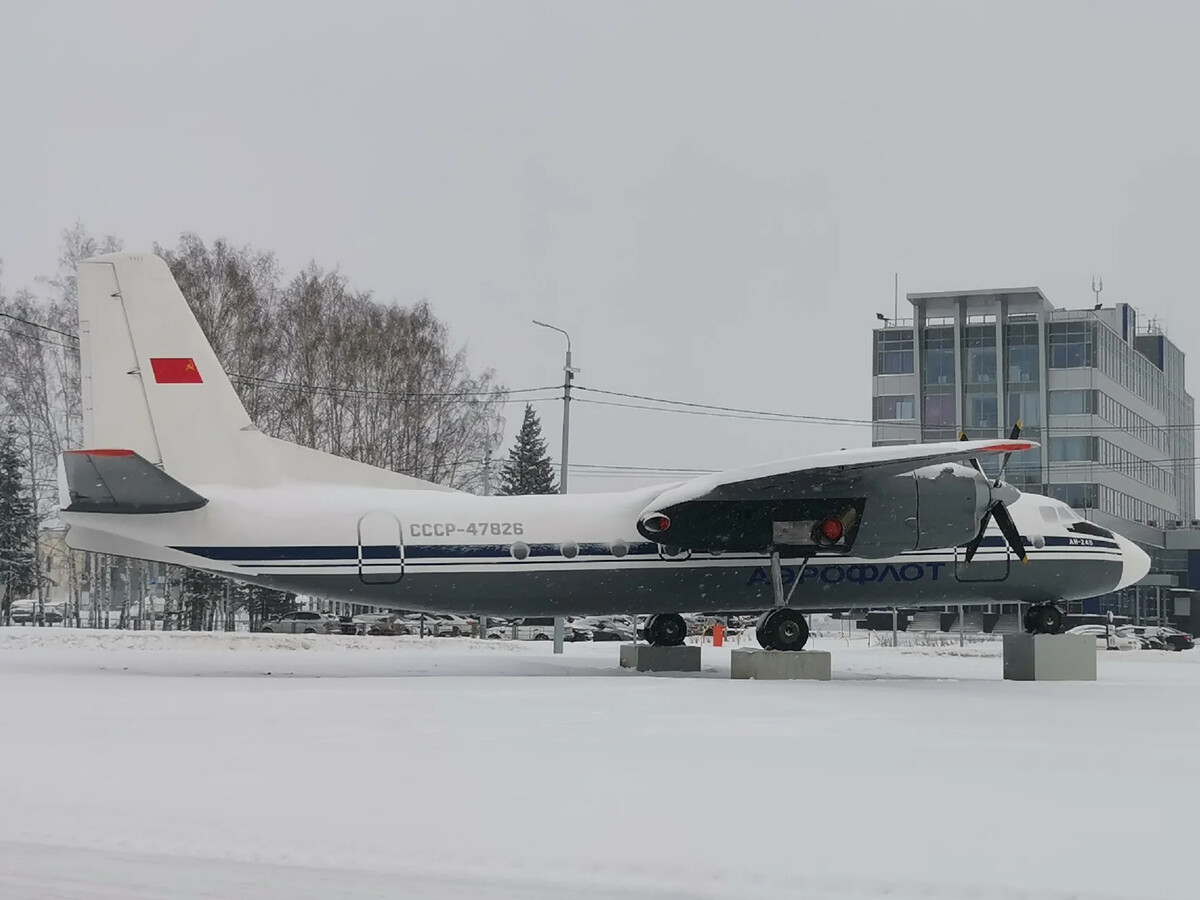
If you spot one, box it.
[63,481,1149,616]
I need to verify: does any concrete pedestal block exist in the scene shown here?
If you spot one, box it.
[730,649,832,681]
[619,643,701,673]
[1003,633,1097,682]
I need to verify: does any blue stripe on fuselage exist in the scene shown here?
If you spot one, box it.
[173,534,1118,565]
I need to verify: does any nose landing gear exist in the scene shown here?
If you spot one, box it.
[1023,604,1064,635]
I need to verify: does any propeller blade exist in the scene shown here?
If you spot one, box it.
[992,501,1028,564]
[959,431,986,475]
[962,506,995,564]
[993,420,1023,487]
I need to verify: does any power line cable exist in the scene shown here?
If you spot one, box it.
[0,326,77,352]
[226,372,556,401]
[0,311,78,342]
[576,385,867,425]
[574,391,1200,434]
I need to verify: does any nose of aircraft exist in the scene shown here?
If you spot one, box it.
[1115,535,1151,590]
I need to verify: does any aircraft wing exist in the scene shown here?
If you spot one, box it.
[635,438,1037,558]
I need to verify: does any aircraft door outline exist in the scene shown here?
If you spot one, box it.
[358,511,404,585]
[953,542,1010,583]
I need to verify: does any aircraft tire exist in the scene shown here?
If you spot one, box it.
[643,614,661,645]
[756,608,810,651]
[1024,604,1063,635]
[645,613,686,647]
[657,613,687,646]
[1038,605,1064,635]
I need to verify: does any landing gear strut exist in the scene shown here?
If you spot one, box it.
[753,546,811,651]
[1023,604,1064,635]
[644,613,687,647]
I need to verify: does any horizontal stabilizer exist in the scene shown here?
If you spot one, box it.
[62,449,208,514]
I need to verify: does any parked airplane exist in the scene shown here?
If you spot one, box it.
[59,254,1150,651]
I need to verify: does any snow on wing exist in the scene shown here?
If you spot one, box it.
[644,438,1036,510]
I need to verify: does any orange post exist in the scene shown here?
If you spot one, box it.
[712,624,725,647]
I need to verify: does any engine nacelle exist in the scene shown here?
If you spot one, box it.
[635,462,995,558]
[850,463,990,558]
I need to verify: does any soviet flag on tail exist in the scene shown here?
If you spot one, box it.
[150,358,203,384]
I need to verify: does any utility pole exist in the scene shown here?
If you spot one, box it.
[533,320,576,655]
[479,440,493,639]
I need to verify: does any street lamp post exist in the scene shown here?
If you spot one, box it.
[533,320,576,655]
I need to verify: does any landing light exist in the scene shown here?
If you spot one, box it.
[820,517,844,542]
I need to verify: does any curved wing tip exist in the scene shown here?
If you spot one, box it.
[981,440,1037,452]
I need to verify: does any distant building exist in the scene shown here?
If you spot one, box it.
[871,288,1199,621]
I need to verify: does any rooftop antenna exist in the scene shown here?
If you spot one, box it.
[894,272,899,322]
[1091,275,1103,310]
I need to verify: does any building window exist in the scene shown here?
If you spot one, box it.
[1006,391,1041,427]
[964,392,998,429]
[1048,483,1097,509]
[874,395,915,420]
[1007,345,1040,383]
[1048,389,1093,415]
[874,329,914,375]
[1049,436,1095,461]
[965,347,997,383]
[1048,322,1094,368]
[962,325,997,384]
[923,394,956,427]
[923,327,955,385]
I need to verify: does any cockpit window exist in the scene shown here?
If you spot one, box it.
[1069,521,1115,540]
[1040,507,1059,524]
[1057,508,1076,521]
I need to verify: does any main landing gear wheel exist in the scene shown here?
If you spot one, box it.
[755,608,811,651]
[1023,604,1064,635]
[645,613,687,647]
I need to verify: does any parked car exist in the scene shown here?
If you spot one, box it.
[1066,624,1141,651]
[7,600,64,625]
[488,617,591,641]
[402,613,477,637]
[569,616,635,642]
[1131,629,1170,651]
[260,611,340,634]
[352,613,410,636]
[1156,626,1195,651]
[1129,625,1195,651]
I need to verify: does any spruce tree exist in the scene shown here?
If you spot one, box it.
[498,404,558,495]
[0,427,38,625]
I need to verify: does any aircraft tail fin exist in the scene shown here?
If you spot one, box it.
[78,253,258,487]
[76,253,453,492]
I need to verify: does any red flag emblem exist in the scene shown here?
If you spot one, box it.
[150,358,203,384]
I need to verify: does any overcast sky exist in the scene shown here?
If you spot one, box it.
[2,1,1198,491]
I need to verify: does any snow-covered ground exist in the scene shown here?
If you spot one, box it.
[0,629,1195,899]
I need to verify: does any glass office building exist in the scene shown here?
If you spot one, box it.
[871,288,1198,619]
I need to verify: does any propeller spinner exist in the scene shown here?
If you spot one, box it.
[959,422,1028,564]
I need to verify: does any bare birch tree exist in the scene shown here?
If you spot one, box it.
[3,226,505,629]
